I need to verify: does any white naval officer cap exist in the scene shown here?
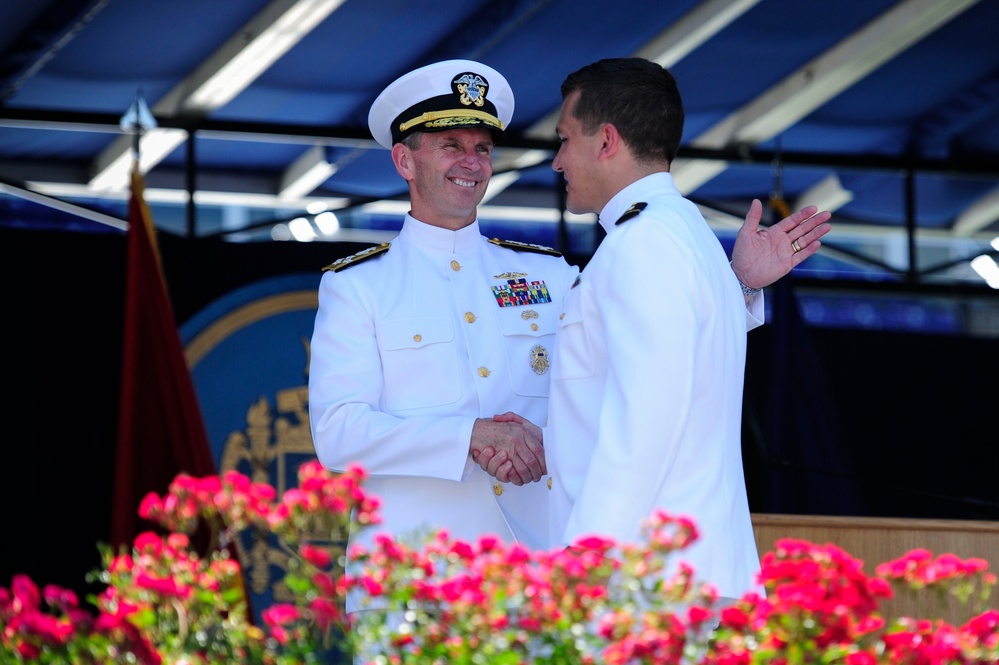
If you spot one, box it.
[367,59,514,150]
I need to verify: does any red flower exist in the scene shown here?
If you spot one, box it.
[720,605,751,631]
[11,575,40,612]
[300,543,333,568]
[262,603,301,627]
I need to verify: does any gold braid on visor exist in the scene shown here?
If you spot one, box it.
[399,109,504,133]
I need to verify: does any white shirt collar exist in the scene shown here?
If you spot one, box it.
[400,213,483,253]
[597,172,678,234]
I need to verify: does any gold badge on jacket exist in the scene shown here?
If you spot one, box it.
[530,344,550,375]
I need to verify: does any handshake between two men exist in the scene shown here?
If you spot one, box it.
[470,413,544,486]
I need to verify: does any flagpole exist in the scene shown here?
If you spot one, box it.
[120,90,156,186]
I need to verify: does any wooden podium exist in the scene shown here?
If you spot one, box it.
[751,514,999,625]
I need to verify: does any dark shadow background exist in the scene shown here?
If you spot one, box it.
[3,226,998,603]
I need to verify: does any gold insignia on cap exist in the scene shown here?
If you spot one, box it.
[453,73,488,107]
[530,344,550,375]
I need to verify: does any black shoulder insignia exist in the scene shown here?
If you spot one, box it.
[614,202,648,225]
[488,237,562,257]
[322,243,391,273]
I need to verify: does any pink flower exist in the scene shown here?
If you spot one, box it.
[573,535,616,554]
[11,574,41,612]
[844,650,877,665]
[134,573,187,599]
[262,603,301,627]
[300,543,333,568]
[720,605,750,631]
[361,575,384,596]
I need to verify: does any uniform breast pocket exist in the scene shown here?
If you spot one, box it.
[552,295,595,381]
[496,306,557,397]
[377,316,461,410]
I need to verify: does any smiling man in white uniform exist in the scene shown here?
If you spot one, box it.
[309,61,576,583]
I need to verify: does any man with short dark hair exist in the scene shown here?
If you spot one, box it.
[491,57,829,604]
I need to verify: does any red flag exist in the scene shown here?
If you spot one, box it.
[110,166,216,550]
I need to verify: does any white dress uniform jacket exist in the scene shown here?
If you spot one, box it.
[309,215,578,610]
[546,172,766,600]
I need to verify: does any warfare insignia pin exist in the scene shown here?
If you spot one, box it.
[530,344,550,375]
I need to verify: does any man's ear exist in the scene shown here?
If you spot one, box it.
[391,142,412,180]
[598,123,622,160]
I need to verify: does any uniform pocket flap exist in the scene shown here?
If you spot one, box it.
[557,304,583,328]
[378,317,454,351]
[495,306,558,337]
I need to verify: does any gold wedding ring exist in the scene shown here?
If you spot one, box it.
[791,239,802,253]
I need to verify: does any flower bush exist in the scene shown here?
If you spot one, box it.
[0,461,378,664]
[1,461,997,664]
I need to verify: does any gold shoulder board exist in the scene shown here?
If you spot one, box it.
[488,237,562,257]
[322,243,391,273]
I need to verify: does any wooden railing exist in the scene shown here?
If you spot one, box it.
[751,513,999,625]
